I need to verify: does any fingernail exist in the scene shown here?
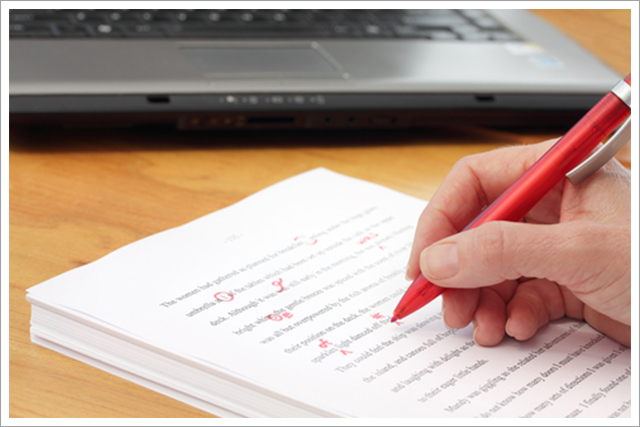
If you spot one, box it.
[423,243,459,280]
[505,318,514,337]
[473,325,484,347]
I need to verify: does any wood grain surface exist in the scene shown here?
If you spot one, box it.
[8,9,631,418]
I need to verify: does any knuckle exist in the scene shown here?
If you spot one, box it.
[451,153,481,175]
[472,222,513,278]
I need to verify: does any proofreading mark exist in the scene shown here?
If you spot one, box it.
[267,312,293,322]
[272,278,284,293]
[357,232,379,245]
[294,235,318,245]
[319,338,333,348]
[318,338,351,356]
[214,291,234,302]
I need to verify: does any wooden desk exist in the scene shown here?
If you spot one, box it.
[8,10,630,418]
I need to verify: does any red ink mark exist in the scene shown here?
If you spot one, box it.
[294,235,318,246]
[214,291,234,302]
[318,339,333,348]
[340,349,353,356]
[272,277,284,293]
[357,233,379,245]
[378,245,386,250]
[371,312,385,320]
[267,312,293,322]
[392,318,404,326]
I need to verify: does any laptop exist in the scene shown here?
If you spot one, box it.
[9,9,622,130]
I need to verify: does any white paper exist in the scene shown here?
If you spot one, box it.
[28,168,631,418]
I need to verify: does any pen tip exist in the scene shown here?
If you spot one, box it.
[390,316,398,323]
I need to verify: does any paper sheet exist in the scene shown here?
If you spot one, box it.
[28,168,631,417]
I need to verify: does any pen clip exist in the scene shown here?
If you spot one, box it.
[566,116,631,185]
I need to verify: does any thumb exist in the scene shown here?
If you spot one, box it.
[419,220,628,298]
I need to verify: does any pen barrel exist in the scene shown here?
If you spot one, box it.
[465,91,630,230]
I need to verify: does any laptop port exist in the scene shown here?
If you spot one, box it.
[147,95,171,103]
[474,95,495,103]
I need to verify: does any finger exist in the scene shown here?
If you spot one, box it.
[407,139,560,280]
[472,288,506,347]
[406,204,458,281]
[442,280,516,329]
[505,279,566,341]
[442,288,479,330]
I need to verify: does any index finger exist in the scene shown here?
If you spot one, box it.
[406,139,560,281]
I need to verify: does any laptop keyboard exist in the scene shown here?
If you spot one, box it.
[9,9,521,41]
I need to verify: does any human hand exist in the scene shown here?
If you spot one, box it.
[406,139,631,347]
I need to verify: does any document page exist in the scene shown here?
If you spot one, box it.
[28,168,631,417]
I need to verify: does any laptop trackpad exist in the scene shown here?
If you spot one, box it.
[181,44,344,78]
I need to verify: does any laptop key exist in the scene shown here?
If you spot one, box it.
[470,17,503,30]
[72,11,107,24]
[236,11,271,22]
[308,10,344,22]
[12,21,58,37]
[451,24,482,34]
[393,25,426,38]
[279,10,316,22]
[9,23,31,37]
[53,24,90,37]
[11,11,56,22]
[202,11,236,23]
[360,24,394,37]
[121,23,165,37]
[330,26,361,37]
[87,23,125,37]
[163,10,205,23]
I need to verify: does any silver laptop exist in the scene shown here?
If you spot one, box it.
[9,9,621,130]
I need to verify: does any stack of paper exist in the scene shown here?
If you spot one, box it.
[27,169,631,417]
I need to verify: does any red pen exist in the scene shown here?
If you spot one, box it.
[392,74,631,322]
